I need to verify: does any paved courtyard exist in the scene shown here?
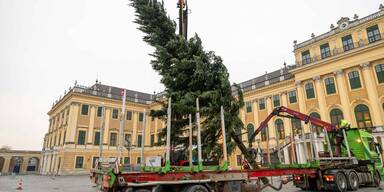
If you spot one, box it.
[0,175,383,192]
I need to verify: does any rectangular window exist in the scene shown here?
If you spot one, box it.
[75,156,84,168]
[110,132,117,146]
[324,77,336,95]
[236,155,242,166]
[272,95,280,107]
[320,43,331,59]
[137,157,142,164]
[124,157,130,164]
[77,130,86,145]
[375,64,384,83]
[342,35,354,51]
[137,135,142,147]
[139,112,144,122]
[291,119,302,135]
[97,107,103,117]
[258,98,266,110]
[367,25,381,43]
[92,157,99,168]
[124,133,131,146]
[63,131,66,143]
[305,82,315,99]
[157,133,162,143]
[301,50,311,65]
[288,91,297,103]
[81,104,89,115]
[245,101,252,113]
[348,71,362,89]
[126,111,132,120]
[112,109,119,119]
[94,131,100,145]
[150,134,155,147]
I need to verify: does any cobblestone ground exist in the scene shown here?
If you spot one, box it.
[0,175,95,192]
[0,175,383,192]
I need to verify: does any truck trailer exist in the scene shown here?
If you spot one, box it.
[90,99,384,192]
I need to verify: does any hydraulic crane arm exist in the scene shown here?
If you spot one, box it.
[248,106,336,148]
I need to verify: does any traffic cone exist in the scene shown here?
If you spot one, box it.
[16,179,23,190]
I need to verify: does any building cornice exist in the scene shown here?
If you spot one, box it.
[294,9,384,51]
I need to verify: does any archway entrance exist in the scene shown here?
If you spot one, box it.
[9,156,23,174]
[27,157,39,172]
[0,157,4,173]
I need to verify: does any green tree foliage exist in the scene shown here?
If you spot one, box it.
[130,0,248,161]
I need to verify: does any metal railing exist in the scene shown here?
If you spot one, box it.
[233,66,296,94]
[295,34,384,66]
[71,85,154,105]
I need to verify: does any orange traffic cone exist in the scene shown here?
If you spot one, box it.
[16,179,23,190]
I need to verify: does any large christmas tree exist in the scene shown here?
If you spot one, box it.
[130,0,252,164]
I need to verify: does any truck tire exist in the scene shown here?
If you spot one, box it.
[347,171,359,191]
[183,185,209,192]
[335,172,347,192]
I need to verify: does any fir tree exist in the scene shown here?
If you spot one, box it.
[130,0,252,164]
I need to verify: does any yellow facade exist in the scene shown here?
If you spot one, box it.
[42,8,384,174]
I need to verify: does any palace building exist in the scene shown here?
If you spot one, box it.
[41,6,384,175]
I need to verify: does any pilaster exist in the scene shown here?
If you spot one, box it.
[103,107,111,145]
[360,63,383,126]
[266,96,275,144]
[66,103,80,144]
[252,100,259,141]
[87,105,96,144]
[295,80,309,133]
[334,70,353,125]
[132,112,138,145]
[2,157,11,174]
[313,76,329,122]
[281,92,292,136]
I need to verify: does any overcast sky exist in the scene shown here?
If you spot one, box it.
[0,0,382,150]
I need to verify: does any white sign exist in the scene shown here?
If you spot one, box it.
[145,156,162,167]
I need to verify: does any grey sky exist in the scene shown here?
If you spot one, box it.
[0,0,381,150]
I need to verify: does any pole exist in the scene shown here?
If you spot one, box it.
[165,98,172,171]
[118,89,127,165]
[220,106,228,170]
[266,126,270,164]
[342,129,351,159]
[141,109,146,166]
[189,114,193,168]
[274,124,280,162]
[324,128,333,160]
[99,103,105,160]
[196,98,203,170]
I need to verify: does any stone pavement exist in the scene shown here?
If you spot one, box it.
[0,175,383,191]
[0,175,95,192]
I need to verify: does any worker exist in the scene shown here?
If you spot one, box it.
[335,119,350,156]
[340,119,351,129]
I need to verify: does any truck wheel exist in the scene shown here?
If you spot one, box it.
[347,171,359,191]
[374,171,381,187]
[183,185,209,192]
[335,172,347,192]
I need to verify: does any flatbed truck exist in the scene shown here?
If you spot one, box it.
[90,101,384,192]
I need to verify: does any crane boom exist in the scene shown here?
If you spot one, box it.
[248,106,336,147]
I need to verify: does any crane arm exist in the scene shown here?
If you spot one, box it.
[248,106,336,147]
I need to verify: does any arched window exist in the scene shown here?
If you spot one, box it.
[261,128,267,142]
[291,118,302,135]
[247,124,255,143]
[309,112,322,134]
[275,119,285,140]
[235,126,242,141]
[355,104,373,128]
[330,109,344,128]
